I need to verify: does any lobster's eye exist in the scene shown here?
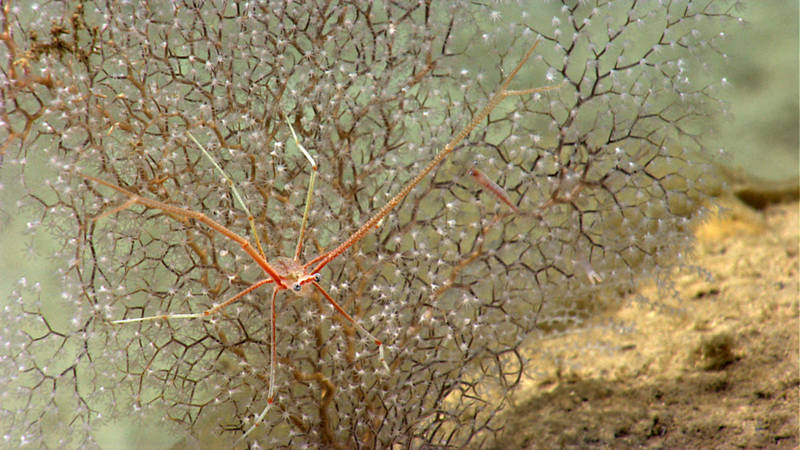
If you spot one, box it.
[314,273,321,282]
[292,283,302,292]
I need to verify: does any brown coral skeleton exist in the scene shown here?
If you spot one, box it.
[80,39,563,442]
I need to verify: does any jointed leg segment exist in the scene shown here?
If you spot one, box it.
[283,117,319,261]
[187,132,268,260]
[82,173,287,288]
[304,40,564,276]
[110,278,274,324]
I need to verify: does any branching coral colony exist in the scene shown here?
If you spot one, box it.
[1,0,737,448]
[81,42,562,440]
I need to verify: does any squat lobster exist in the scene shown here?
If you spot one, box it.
[81,39,562,441]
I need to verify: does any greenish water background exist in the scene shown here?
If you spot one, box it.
[0,2,796,448]
[715,1,798,181]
